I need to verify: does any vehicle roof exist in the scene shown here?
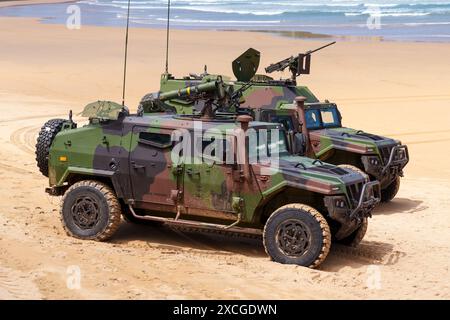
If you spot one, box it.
[123,114,281,131]
[305,102,337,109]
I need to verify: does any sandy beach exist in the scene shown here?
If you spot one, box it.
[0,13,449,299]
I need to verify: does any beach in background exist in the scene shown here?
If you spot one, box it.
[1,0,450,41]
[0,1,449,299]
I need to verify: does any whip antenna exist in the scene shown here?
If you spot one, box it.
[121,0,131,106]
[165,0,171,74]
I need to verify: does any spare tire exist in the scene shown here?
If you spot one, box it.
[35,118,66,177]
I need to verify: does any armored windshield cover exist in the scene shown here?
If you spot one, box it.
[232,48,260,82]
[80,101,124,120]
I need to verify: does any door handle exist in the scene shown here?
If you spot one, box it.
[131,161,145,170]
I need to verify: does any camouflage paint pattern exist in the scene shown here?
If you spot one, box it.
[48,110,377,228]
[156,74,408,189]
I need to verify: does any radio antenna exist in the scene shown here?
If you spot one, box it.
[165,0,171,74]
[121,0,131,106]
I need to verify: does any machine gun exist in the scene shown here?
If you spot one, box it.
[139,76,252,119]
[265,41,336,84]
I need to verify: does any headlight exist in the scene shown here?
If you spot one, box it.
[396,149,405,160]
[369,157,380,166]
[335,199,346,208]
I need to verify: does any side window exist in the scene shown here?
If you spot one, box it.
[321,108,341,128]
[305,109,321,129]
[139,131,172,148]
[270,115,294,131]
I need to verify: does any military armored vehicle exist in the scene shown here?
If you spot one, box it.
[36,80,381,268]
[141,43,409,202]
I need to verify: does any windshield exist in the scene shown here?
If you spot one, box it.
[305,107,341,130]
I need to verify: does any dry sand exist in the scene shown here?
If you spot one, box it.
[0,16,449,299]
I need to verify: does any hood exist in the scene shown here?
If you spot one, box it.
[252,155,367,196]
[309,127,400,156]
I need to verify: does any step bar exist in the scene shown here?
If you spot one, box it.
[128,205,262,236]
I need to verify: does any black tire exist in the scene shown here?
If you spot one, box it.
[335,218,368,247]
[136,104,144,116]
[35,118,66,177]
[263,204,331,268]
[381,176,401,202]
[60,180,122,241]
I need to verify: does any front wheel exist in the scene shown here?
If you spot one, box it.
[60,180,122,241]
[263,204,331,268]
[381,176,401,202]
[335,218,368,247]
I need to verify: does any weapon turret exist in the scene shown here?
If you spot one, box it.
[265,41,336,85]
[139,76,252,119]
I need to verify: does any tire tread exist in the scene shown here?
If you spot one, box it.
[60,180,121,241]
[263,203,331,268]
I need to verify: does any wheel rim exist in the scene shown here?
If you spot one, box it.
[276,219,311,257]
[71,196,100,229]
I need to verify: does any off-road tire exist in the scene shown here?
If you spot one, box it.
[335,218,368,247]
[60,180,122,241]
[35,118,66,177]
[381,176,401,202]
[338,164,369,182]
[136,104,144,116]
[263,204,331,268]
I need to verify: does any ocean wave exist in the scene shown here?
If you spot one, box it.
[403,21,450,26]
[76,1,450,17]
[173,6,287,15]
[155,17,281,24]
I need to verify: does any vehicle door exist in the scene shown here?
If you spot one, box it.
[129,126,179,206]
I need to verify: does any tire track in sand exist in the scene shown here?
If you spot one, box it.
[10,125,39,155]
[0,267,42,299]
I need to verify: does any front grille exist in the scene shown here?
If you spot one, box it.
[346,182,364,207]
[379,145,395,164]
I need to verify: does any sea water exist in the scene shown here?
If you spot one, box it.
[1,0,449,41]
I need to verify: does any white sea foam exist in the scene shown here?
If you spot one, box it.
[155,17,281,24]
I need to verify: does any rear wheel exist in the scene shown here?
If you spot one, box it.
[381,176,401,202]
[335,218,368,247]
[35,118,66,177]
[60,180,122,241]
[263,204,331,268]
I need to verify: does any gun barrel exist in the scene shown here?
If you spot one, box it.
[306,41,336,55]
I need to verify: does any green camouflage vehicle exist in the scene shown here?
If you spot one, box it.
[140,44,409,202]
[36,83,381,268]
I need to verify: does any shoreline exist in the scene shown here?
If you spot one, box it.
[2,15,450,45]
[0,1,449,44]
